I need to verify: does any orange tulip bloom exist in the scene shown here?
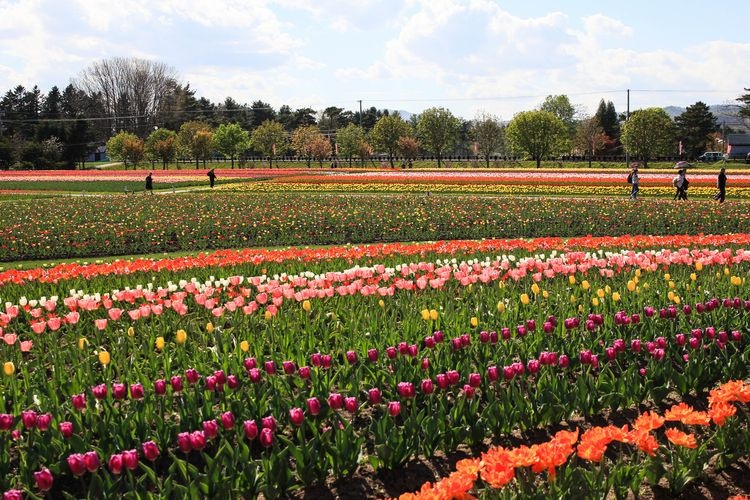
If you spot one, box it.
[633,411,665,432]
[627,429,659,457]
[665,428,697,449]
[680,411,711,426]
[507,445,538,468]
[708,402,737,426]
[664,403,696,422]
[455,458,481,478]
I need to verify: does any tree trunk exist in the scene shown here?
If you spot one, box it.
[437,153,442,168]
[231,156,235,169]
[485,156,490,169]
[268,156,273,168]
[588,154,592,168]
[162,159,167,170]
[536,157,541,168]
[389,154,394,168]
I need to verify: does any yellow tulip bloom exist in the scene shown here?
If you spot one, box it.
[175,329,187,345]
[470,317,478,327]
[496,301,506,313]
[240,340,249,352]
[302,300,311,312]
[520,293,530,305]
[155,337,165,351]
[127,326,135,337]
[98,350,111,366]
[429,309,438,321]
[421,309,430,321]
[3,361,15,377]
[206,322,215,334]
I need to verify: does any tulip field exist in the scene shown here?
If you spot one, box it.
[1,168,750,498]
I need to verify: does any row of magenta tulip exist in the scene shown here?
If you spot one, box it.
[0,311,747,496]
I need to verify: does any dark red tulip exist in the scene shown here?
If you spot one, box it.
[59,421,73,437]
[112,383,127,400]
[243,420,258,440]
[36,413,51,431]
[72,393,86,410]
[177,432,192,453]
[282,361,296,374]
[185,368,200,384]
[463,384,475,399]
[0,414,13,430]
[121,449,138,470]
[92,384,108,400]
[328,392,344,409]
[289,408,304,426]
[213,370,226,385]
[487,366,499,382]
[387,401,401,417]
[259,427,274,447]
[261,415,277,432]
[83,451,100,472]
[306,397,321,415]
[248,368,261,383]
[367,348,379,362]
[142,441,160,461]
[202,419,219,439]
[130,383,144,400]
[468,373,481,387]
[227,374,239,389]
[421,379,434,394]
[34,467,54,491]
[243,357,257,370]
[21,410,37,429]
[264,361,276,375]
[190,430,207,451]
[221,411,235,430]
[433,331,445,343]
[108,453,123,475]
[368,387,382,404]
[154,379,167,395]
[298,366,311,379]
[170,375,183,392]
[344,396,358,413]
[345,351,358,364]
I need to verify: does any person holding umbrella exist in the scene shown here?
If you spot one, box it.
[672,161,690,200]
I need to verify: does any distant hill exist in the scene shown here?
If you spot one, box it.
[663,104,749,132]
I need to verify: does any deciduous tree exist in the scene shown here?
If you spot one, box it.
[145,128,178,170]
[213,122,250,168]
[250,120,287,167]
[371,115,411,167]
[470,112,504,168]
[574,117,607,167]
[335,123,366,167]
[416,107,460,168]
[505,110,567,168]
[621,108,676,167]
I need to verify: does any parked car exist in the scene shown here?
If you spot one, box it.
[697,152,724,163]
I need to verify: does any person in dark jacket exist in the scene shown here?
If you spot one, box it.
[716,167,727,203]
[207,169,216,188]
[145,172,154,195]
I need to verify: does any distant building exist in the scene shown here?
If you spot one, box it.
[85,146,109,163]
[726,134,750,160]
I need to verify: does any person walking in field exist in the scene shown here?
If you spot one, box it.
[716,167,727,203]
[628,162,640,200]
[207,169,216,188]
[145,172,154,195]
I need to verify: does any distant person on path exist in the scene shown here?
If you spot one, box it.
[673,169,688,201]
[145,172,154,195]
[628,162,640,200]
[207,169,216,188]
[716,167,727,203]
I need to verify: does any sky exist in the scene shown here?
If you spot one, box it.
[1,0,749,121]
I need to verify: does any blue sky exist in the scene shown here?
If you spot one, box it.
[1,0,748,120]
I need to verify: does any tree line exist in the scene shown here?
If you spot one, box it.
[1,57,748,169]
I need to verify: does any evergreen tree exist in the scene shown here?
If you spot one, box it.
[674,101,718,159]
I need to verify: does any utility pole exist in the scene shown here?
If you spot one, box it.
[358,100,362,129]
[625,89,630,167]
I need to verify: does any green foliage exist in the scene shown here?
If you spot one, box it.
[539,94,577,136]
[106,131,145,169]
[177,121,214,168]
[505,110,568,167]
[371,115,412,167]
[213,123,250,168]
[250,120,287,167]
[145,128,178,170]
[416,107,460,167]
[621,108,676,167]
[674,102,718,159]
[335,124,366,166]
[470,112,504,168]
